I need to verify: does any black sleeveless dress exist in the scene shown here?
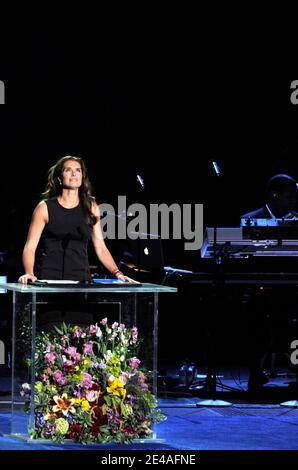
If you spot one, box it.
[36,198,92,281]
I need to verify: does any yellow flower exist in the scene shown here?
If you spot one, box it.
[81,399,91,411]
[35,381,44,394]
[106,378,127,399]
[52,393,75,416]
[83,358,92,370]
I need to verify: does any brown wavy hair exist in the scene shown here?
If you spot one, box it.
[41,155,98,226]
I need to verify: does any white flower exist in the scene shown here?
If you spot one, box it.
[104,350,112,361]
[96,327,102,338]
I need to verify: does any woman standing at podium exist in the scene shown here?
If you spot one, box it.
[18,155,136,284]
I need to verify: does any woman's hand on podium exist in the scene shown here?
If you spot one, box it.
[115,272,140,284]
[18,274,37,285]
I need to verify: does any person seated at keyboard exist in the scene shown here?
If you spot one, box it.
[241,173,298,221]
[240,173,298,393]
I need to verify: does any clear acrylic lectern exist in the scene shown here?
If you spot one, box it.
[0,282,176,438]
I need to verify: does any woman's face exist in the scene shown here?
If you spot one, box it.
[61,160,83,189]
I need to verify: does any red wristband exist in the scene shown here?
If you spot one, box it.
[111,268,120,275]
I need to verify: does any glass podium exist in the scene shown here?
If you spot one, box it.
[0,282,177,438]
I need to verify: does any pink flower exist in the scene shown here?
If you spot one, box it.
[65,347,81,363]
[130,326,138,344]
[66,347,77,357]
[63,359,75,367]
[45,352,56,364]
[53,370,67,386]
[100,317,108,325]
[119,371,129,385]
[83,342,93,355]
[129,357,141,369]
[85,390,99,402]
[89,325,97,334]
[72,327,84,338]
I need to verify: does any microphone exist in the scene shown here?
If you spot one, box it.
[212,161,221,177]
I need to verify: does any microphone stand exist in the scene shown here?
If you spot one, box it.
[61,233,71,280]
[196,161,231,407]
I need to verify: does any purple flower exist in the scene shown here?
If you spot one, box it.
[94,361,106,369]
[66,413,75,424]
[81,372,92,389]
[73,389,83,398]
[43,423,56,438]
[126,393,138,404]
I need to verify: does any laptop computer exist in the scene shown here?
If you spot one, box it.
[128,236,164,272]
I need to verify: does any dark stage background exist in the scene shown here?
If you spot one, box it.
[1,35,298,367]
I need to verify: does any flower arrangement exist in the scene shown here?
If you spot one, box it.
[24,319,164,443]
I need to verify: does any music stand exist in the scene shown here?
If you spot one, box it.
[196,161,231,407]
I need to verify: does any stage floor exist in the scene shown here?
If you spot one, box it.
[0,365,297,451]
